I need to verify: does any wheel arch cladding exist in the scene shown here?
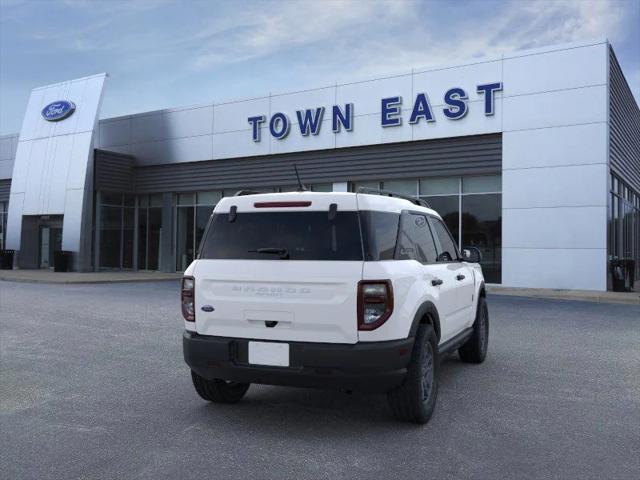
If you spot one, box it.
[409,302,441,341]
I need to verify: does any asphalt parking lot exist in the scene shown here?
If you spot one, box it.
[1,281,638,480]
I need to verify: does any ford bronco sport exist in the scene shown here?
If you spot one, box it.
[182,189,488,424]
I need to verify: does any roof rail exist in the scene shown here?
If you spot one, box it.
[233,190,263,197]
[356,187,431,209]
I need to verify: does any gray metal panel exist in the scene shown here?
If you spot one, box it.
[94,149,135,193]
[0,179,11,202]
[0,134,19,180]
[0,134,18,161]
[134,134,502,193]
[609,47,640,193]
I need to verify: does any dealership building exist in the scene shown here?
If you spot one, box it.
[0,39,638,291]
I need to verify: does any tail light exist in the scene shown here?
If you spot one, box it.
[181,276,195,322]
[357,280,393,330]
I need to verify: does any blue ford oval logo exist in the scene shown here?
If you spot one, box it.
[41,100,76,122]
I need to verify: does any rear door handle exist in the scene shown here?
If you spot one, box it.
[456,274,466,281]
[431,278,443,286]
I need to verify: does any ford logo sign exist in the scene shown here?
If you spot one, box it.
[41,100,76,122]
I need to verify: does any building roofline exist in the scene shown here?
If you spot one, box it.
[97,38,612,124]
[32,72,108,92]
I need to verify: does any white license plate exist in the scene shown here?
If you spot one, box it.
[248,341,289,367]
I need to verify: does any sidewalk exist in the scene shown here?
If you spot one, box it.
[488,285,640,305]
[0,269,182,284]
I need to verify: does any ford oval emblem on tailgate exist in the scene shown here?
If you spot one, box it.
[201,305,215,312]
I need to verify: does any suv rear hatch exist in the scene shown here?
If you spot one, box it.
[193,193,363,344]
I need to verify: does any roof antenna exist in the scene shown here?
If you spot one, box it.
[294,164,308,192]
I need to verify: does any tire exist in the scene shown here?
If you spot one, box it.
[387,324,439,424]
[191,370,250,403]
[458,296,489,364]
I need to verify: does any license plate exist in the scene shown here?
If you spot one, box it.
[248,341,289,367]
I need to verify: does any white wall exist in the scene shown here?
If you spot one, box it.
[6,73,107,258]
[96,57,505,166]
[501,42,609,291]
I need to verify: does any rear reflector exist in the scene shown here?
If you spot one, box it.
[254,201,312,208]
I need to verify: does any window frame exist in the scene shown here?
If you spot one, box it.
[394,210,439,265]
[175,190,223,271]
[428,215,461,263]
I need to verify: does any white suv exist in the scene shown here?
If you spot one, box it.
[182,190,488,423]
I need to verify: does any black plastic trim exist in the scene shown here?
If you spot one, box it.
[183,332,414,393]
[437,328,473,357]
[408,301,442,341]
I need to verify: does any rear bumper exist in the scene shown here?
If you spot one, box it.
[183,331,414,393]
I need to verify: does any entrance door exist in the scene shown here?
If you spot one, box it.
[39,226,62,269]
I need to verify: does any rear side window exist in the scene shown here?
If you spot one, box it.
[359,211,399,261]
[396,212,438,263]
[430,217,459,262]
[200,211,363,261]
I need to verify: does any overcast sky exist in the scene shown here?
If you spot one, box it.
[1,0,639,135]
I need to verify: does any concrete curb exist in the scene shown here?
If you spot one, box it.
[0,271,183,285]
[487,286,640,305]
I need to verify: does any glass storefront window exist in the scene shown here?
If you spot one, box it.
[176,206,195,271]
[609,173,640,290]
[147,208,162,270]
[122,207,135,268]
[352,181,381,191]
[150,194,163,207]
[0,202,7,250]
[275,185,331,193]
[423,195,460,244]
[196,206,214,254]
[462,194,502,283]
[176,189,224,271]
[98,193,136,270]
[99,204,122,268]
[178,193,195,205]
[351,175,503,283]
[419,177,459,195]
[137,194,163,271]
[462,175,501,193]
[197,191,222,205]
[138,202,148,270]
[102,193,122,206]
[382,179,418,196]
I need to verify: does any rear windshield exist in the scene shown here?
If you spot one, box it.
[199,211,364,261]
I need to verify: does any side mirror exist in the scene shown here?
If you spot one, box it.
[461,246,482,263]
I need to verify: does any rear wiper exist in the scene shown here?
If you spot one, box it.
[249,247,290,259]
